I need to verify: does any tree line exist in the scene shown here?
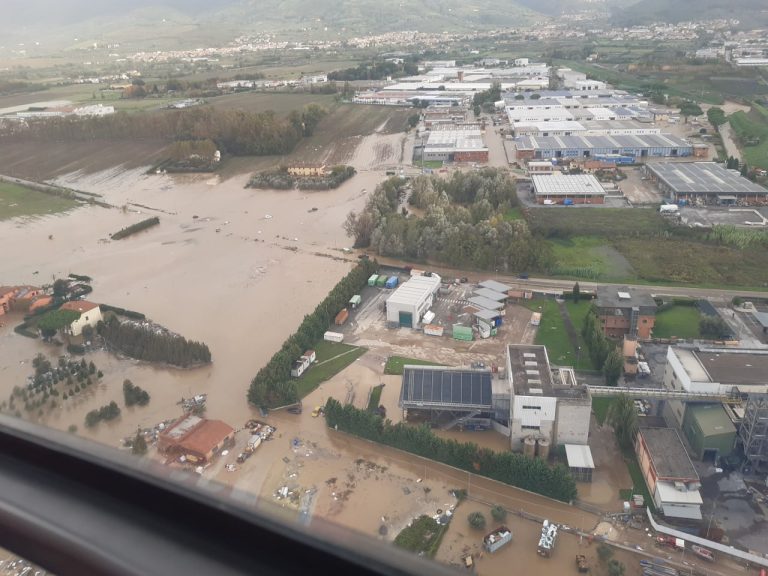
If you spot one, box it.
[247,259,377,408]
[99,316,211,368]
[324,398,577,503]
[328,60,419,82]
[112,217,160,240]
[248,165,356,191]
[85,401,121,428]
[344,171,552,273]
[123,379,150,407]
[582,307,623,386]
[2,105,327,157]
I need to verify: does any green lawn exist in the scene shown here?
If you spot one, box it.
[525,300,575,366]
[295,341,367,398]
[421,160,443,169]
[0,181,78,220]
[565,300,599,369]
[503,207,523,221]
[367,384,384,412]
[653,305,702,339]
[592,397,615,426]
[624,452,656,513]
[384,356,443,375]
[393,515,448,557]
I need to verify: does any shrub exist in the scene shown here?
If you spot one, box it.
[468,512,486,530]
[491,505,507,522]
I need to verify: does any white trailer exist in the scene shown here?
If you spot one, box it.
[660,204,679,214]
[324,331,344,343]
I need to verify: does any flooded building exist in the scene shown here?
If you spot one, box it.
[505,345,591,451]
[595,286,657,339]
[158,414,235,465]
[59,300,103,336]
[514,133,692,161]
[635,427,703,521]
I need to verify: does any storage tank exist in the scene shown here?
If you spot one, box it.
[537,437,551,461]
[523,436,536,458]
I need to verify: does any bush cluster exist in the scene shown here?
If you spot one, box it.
[123,379,150,407]
[85,401,121,427]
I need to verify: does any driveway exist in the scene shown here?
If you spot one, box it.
[719,123,742,162]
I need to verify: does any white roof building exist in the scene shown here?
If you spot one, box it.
[386,275,442,329]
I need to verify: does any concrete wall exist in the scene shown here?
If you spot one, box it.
[555,399,591,445]
[510,395,557,448]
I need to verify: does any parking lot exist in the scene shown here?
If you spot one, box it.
[680,207,768,228]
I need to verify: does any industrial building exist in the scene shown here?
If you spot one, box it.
[740,393,768,473]
[505,344,591,450]
[423,128,488,163]
[514,134,692,161]
[681,403,736,461]
[399,365,494,428]
[531,174,606,204]
[635,427,703,521]
[595,286,657,339]
[513,119,659,138]
[663,346,768,427]
[644,162,768,205]
[385,274,441,328]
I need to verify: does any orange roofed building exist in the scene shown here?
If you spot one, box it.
[158,415,235,464]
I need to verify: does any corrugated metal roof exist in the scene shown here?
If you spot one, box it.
[478,279,512,293]
[565,444,595,469]
[386,275,441,307]
[468,296,505,310]
[474,287,508,301]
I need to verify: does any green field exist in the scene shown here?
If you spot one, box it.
[296,341,368,398]
[367,384,384,412]
[653,305,701,339]
[729,106,768,170]
[0,181,77,220]
[384,356,443,375]
[206,92,338,115]
[548,236,634,281]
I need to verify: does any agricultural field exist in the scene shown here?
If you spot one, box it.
[205,92,338,115]
[547,236,634,281]
[652,305,701,339]
[0,181,77,220]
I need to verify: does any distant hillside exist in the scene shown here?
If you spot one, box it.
[612,0,768,26]
[0,0,543,50]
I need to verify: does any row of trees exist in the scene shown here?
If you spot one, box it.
[111,217,160,240]
[248,166,356,190]
[582,309,623,386]
[3,105,327,158]
[99,316,211,368]
[328,60,418,82]
[324,398,578,503]
[344,172,552,273]
[247,259,377,408]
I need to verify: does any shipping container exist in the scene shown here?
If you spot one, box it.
[349,295,362,309]
[453,325,474,341]
[367,274,379,287]
[424,324,444,336]
[335,308,350,325]
[323,331,344,343]
[376,275,388,287]
[385,276,399,289]
[422,310,436,325]
[484,527,513,553]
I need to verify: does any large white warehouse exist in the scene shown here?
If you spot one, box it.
[385,274,441,328]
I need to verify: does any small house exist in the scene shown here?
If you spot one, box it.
[59,301,103,336]
[302,349,316,364]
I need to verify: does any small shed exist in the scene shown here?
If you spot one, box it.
[468,296,505,311]
[479,279,512,293]
[474,287,507,302]
[302,349,316,364]
[565,444,595,482]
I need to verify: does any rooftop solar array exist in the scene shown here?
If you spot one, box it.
[532,174,606,196]
[400,367,492,409]
[647,162,768,195]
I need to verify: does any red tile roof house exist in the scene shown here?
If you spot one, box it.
[0,286,19,316]
[157,415,235,465]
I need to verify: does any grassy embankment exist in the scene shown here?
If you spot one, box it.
[729,104,768,170]
[295,340,367,398]
[527,207,768,288]
[384,356,444,375]
[0,181,77,220]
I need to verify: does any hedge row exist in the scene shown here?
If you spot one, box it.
[247,259,377,408]
[111,217,160,240]
[324,398,578,503]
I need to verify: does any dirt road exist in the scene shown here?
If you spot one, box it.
[718,122,742,162]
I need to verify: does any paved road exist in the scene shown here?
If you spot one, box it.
[719,123,742,162]
[366,255,768,301]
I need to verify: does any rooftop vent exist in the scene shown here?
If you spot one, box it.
[618,291,631,300]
